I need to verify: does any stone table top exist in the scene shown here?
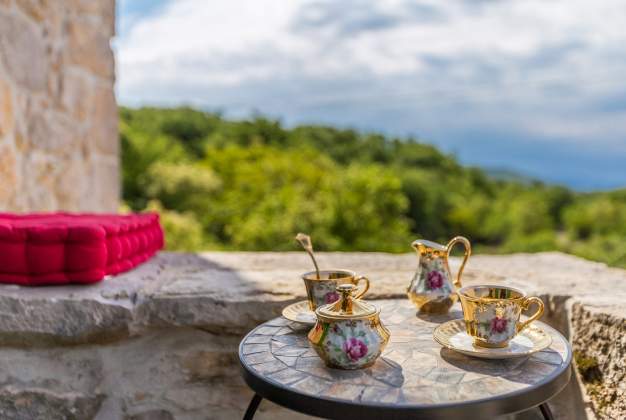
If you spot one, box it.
[239,299,572,419]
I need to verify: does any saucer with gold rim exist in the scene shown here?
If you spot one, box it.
[433,319,552,359]
[282,301,316,325]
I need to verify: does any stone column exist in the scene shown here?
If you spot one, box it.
[0,0,118,212]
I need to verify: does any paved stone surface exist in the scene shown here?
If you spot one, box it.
[0,387,104,420]
[0,251,621,418]
[0,251,623,342]
[241,300,570,415]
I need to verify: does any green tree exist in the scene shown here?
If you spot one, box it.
[144,162,221,214]
[330,164,412,251]
[146,201,206,251]
[119,106,626,268]
[120,123,188,210]
[201,144,340,250]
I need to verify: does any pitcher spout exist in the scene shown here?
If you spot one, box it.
[411,239,447,254]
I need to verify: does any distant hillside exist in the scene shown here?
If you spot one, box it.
[120,106,626,268]
[484,168,537,184]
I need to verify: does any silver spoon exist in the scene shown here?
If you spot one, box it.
[295,233,320,279]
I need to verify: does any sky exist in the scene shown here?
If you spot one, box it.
[115,0,626,190]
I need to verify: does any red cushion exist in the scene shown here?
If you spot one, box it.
[0,213,164,286]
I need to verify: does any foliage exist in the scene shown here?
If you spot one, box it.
[145,201,206,251]
[145,162,221,213]
[120,106,626,268]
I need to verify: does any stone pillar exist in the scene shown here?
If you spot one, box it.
[0,0,118,212]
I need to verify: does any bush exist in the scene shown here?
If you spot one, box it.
[144,162,221,213]
[146,201,206,251]
[119,106,626,269]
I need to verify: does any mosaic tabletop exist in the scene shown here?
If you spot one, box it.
[239,299,572,418]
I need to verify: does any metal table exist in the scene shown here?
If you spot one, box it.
[239,299,571,419]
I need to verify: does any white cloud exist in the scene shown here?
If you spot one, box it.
[115,0,626,188]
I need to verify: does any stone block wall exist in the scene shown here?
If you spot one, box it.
[0,0,118,212]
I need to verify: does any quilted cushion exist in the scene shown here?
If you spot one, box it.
[0,213,164,286]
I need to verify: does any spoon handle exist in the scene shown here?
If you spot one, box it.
[295,233,320,279]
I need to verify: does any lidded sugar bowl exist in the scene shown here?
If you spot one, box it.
[308,284,390,370]
[407,236,471,314]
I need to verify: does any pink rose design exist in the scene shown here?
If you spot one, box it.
[325,291,339,304]
[426,271,444,290]
[343,338,368,361]
[491,317,508,333]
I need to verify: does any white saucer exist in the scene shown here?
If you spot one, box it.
[433,319,552,359]
[282,301,316,326]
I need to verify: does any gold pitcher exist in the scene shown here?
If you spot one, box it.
[407,236,471,314]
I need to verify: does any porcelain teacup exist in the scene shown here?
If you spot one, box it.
[302,269,369,311]
[458,285,544,348]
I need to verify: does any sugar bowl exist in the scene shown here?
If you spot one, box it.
[308,284,390,369]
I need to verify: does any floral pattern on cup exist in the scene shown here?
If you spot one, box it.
[309,281,341,309]
[324,291,340,304]
[315,319,383,369]
[473,303,518,345]
[491,317,508,333]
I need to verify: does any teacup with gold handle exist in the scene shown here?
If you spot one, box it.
[458,285,545,348]
[302,269,370,311]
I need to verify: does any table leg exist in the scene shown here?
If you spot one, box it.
[243,393,263,420]
[539,403,554,420]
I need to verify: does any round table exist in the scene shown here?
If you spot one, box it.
[239,299,571,420]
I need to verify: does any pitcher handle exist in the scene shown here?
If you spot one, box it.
[518,297,545,332]
[353,275,370,299]
[445,236,471,289]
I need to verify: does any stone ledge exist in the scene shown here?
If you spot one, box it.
[1,251,624,339]
[0,251,623,418]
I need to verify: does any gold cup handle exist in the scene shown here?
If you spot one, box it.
[518,296,545,332]
[445,236,471,289]
[353,275,370,299]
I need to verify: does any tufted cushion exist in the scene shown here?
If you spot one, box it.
[0,213,164,286]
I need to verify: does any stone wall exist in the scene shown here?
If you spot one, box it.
[0,251,623,419]
[0,0,118,212]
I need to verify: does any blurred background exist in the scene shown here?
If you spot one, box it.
[115,0,626,267]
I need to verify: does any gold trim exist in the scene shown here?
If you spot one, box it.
[412,239,447,254]
[433,319,552,359]
[518,296,545,332]
[446,236,471,289]
[302,269,356,281]
[458,285,527,302]
[315,284,379,321]
[315,308,381,323]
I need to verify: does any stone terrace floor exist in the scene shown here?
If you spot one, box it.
[0,251,623,419]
